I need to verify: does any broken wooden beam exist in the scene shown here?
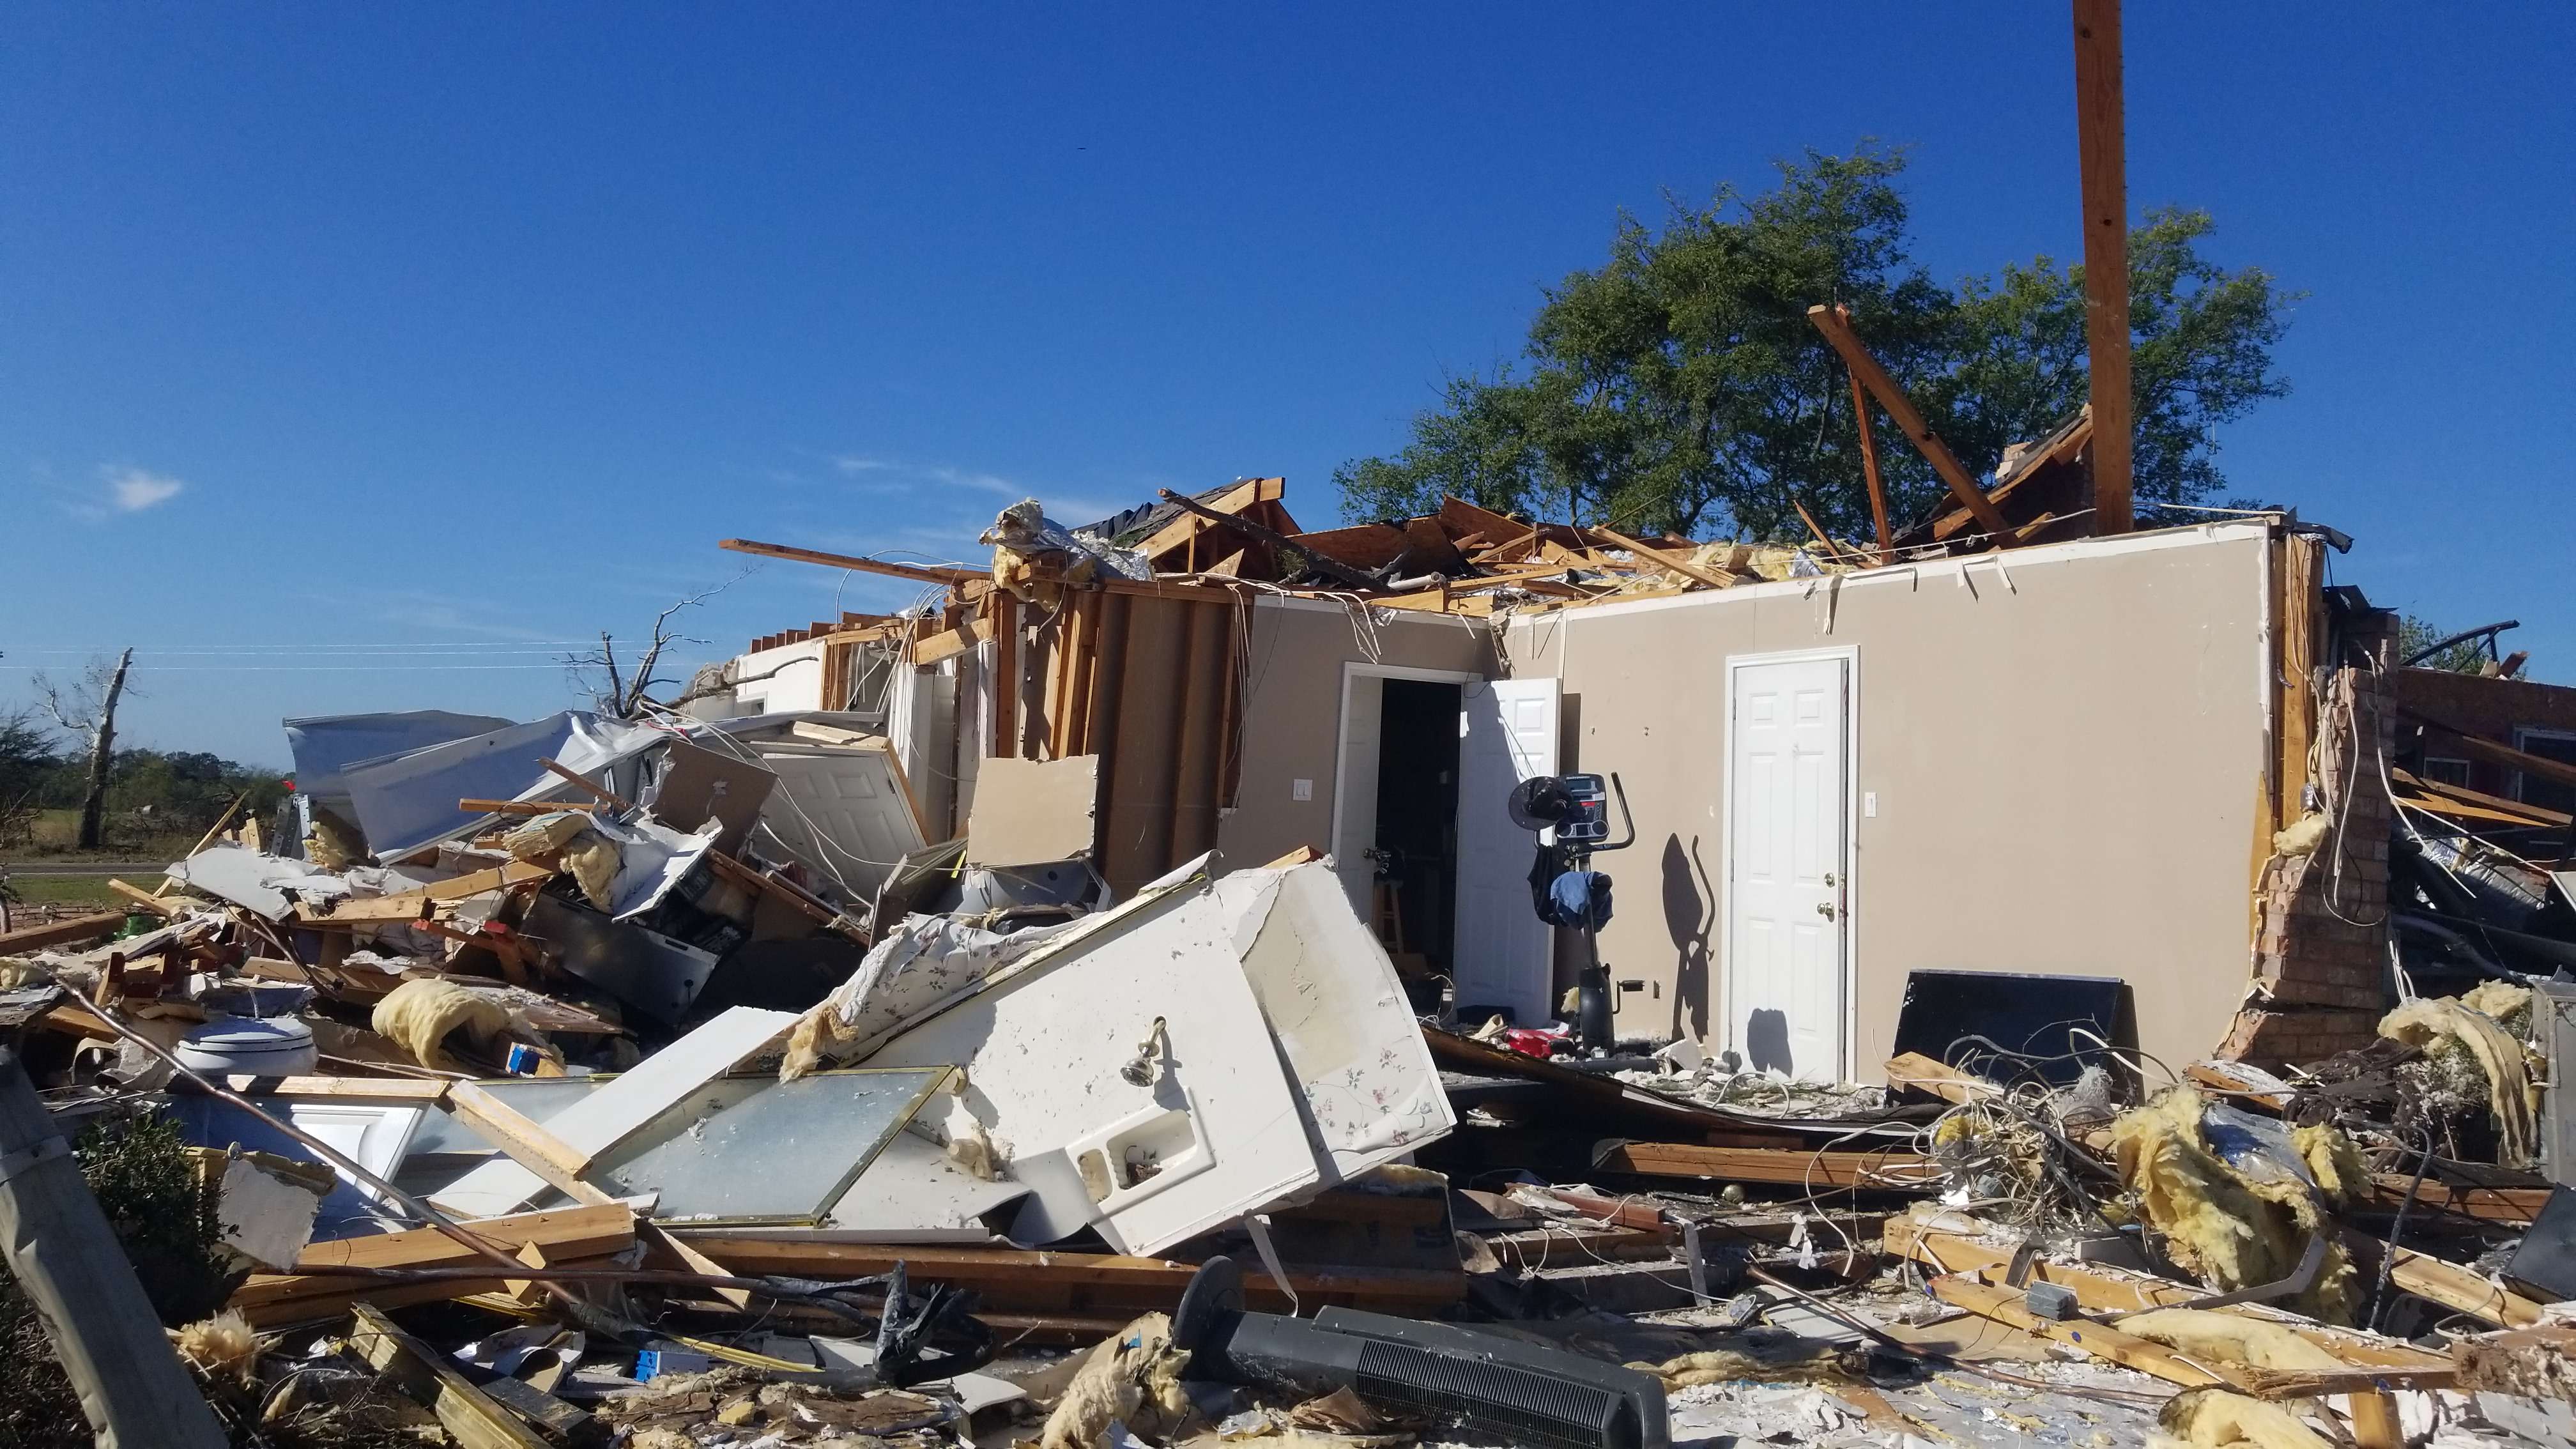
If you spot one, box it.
[1806,305,2018,540]
[2072,0,2134,532]
[348,1302,551,1449]
[1590,526,1737,590]
[1595,1140,1936,1189]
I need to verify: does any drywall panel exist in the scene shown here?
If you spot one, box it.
[1503,524,2273,1078]
[963,755,1101,866]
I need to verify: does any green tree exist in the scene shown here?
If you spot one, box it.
[2398,615,2502,675]
[1337,145,2296,540]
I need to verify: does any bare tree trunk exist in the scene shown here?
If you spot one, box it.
[73,648,130,851]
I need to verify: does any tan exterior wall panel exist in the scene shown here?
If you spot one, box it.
[1505,525,2271,1080]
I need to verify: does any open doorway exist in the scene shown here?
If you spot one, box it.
[1369,678,1462,977]
[1332,666,1480,993]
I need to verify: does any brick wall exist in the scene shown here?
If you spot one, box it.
[2219,613,2399,1067]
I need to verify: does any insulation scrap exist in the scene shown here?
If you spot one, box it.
[370,976,516,1070]
[173,1310,261,1384]
[1625,1346,1844,1388]
[2271,812,2330,857]
[2111,1310,2343,1372]
[2108,1089,2357,1323]
[2380,993,2540,1166]
[2154,1388,2333,1449]
[505,811,619,910]
[1038,1312,1193,1449]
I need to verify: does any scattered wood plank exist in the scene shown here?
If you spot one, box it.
[348,1302,551,1449]
[443,1082,618,1208]
[2368,1174,2550,1224]
[717,539,984,586]
[2401,708,2576,795]
[299,862,554,924]
[910,615,994,667]
[1591,527,1737,590]
[1885,1052,2002,1106]
[457,798,597,816]
[107,878,183,917]
[2342,1229,2546,1328]
[1595,1140,1936,1189]
[687,1237,1464,1315]
[2184,1061,2297,1113]
[0,910,126,953]
[1887,1213,2458,1376]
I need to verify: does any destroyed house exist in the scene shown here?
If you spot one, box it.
[717,474,2404,1083]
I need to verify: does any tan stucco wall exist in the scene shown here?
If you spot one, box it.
[1214,599,1501,871]
[1503,524,2273,1080]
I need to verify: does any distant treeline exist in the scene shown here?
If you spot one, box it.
[1,708,286,848]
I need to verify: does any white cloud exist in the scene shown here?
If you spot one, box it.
[105,467,183,513]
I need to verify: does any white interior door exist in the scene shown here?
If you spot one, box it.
[1331,673,1387,922]
[1726,656,1849,1080]
[1452,677,1560,1024]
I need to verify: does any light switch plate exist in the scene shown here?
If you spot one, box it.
[1864,791,1878,818]
[1292,778,1313,802]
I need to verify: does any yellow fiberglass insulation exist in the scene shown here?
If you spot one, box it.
[506,811,620,910]
[2108,1089,2357,1324]
[2380,995,2540,1166]
[371,976,516,1071]
[1038,1312,1192,1449]
[2290,1122,2370,1204]
[2112,1310,2343,1372]
[2156,1388,2334,1449]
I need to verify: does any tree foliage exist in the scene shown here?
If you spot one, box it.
[1337,146,2297,540]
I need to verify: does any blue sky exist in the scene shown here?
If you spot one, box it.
[6,3,2570,768]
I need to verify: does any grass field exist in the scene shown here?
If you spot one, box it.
[5,874,123,908]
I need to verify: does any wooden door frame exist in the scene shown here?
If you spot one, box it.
[1719,645,1861,1080]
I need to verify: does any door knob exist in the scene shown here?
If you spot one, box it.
[1814,902,1836,920]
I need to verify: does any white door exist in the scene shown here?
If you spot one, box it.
[1726,656,1849,1080]
[1452,677,1560,1024]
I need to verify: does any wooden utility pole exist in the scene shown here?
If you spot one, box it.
[0,1011,227,1448]
[2073,0,2133,532]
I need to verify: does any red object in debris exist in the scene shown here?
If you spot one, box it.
[1497,1027,1568,1059]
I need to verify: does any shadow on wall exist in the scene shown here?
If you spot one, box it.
[1660,834,1714,1043]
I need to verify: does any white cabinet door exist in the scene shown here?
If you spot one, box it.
[1451,677,1560,1025]
[1726,656,1849,1080]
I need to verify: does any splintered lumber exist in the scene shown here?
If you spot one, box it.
[456,798,597,816]
[910,615,993,666]
[2369,1174,2550,1224]
[348,1303,550,1449]
[1885,1052,2002,1106]
[1887,1213,2460,1378]
[2392,768,2575,829]
[717,539,983,586]
[443,1082,617,1208]
[1596,1140,1936,1189]
[0,910,126,953]
[1933,1275,2225,1388]
[1590,527,1736,590]
[686,1238,1463,1316]
[1931,1276,2448,1397]
[234,1204,634,1325]
[2342,1229,2546,1328]
[299,862,553,924]
[1806,305,2017,540]
[2185,1060,2297,1113]
[1847,351,1892,556]
[2402,708,2576,795]
[107,878,183,917]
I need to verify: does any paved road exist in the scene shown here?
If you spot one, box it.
[1,861,165,876]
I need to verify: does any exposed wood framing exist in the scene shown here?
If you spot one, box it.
[1806,305,2017,540]
[1591,528,1736,590]
[348,1303,550,1449]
